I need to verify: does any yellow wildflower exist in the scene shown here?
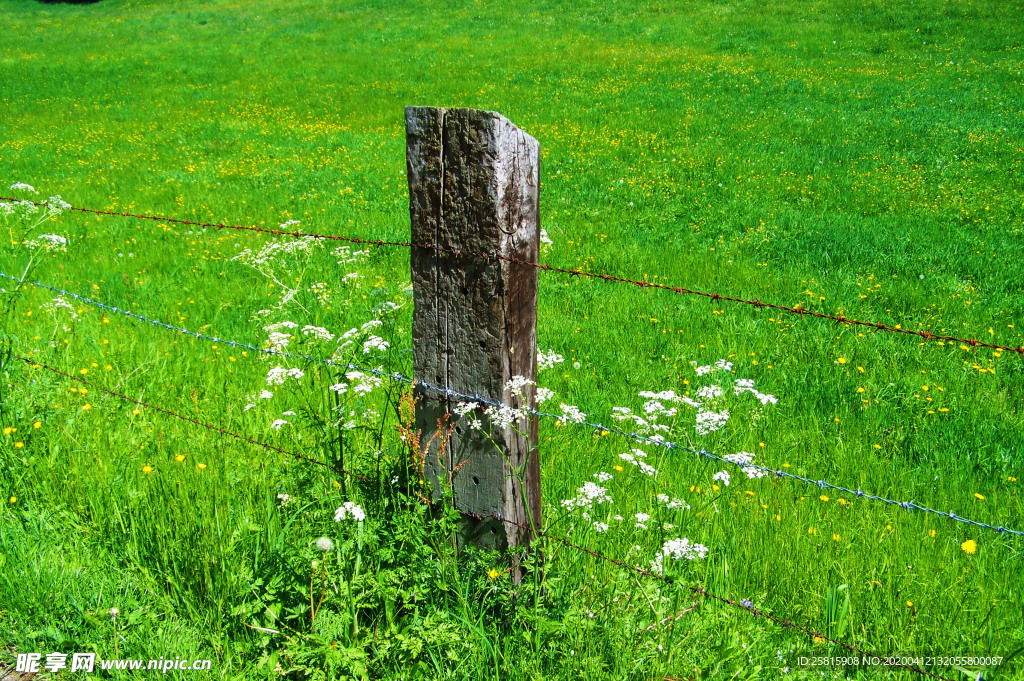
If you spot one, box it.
[142,465,153,474]
[961,540,977,555]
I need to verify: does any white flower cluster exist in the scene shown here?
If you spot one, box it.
[650,537,709,573]
[693,359,733,376]
[656,494,691,511]
[266,366,304,385]
[42,295,79,320]
[25,233,68,252]
[722,451,767,480]
[558,404,585,425]
[302,325,334,342]
[734,378,778,405]
[505,375,534,399]
[267,332,291,352]
[9,182,36,193]
[712,470,731,486]
[694,409,730,435]
[453,401,483,430]
[535,387,554,404]
[484,403,529,430]
[537,349,564,370]
[331,245,369,264]
[695,385,723,400]
[344,370,382,396]
[619,450,657,476]
[334,502,366,522]
[561,481,613,510]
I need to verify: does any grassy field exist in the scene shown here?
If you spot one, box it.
[1,0,1023,678]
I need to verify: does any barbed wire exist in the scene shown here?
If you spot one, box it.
[4,195,1021,356]
[6,270,1021,538]
[4,351,959,681]
[8,354,369,482]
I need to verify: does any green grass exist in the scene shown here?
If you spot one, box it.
[1,0,1023,678]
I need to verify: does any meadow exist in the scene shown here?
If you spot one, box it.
[1,0,1023,678]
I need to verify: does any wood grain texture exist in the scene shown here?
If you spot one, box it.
[406,106,541,556]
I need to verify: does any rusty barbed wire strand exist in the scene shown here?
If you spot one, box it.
[6,350,958,681]
[5,195,1021,356]
[10,354,370,482]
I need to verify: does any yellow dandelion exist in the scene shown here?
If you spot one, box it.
[808,527,817,535]
[82,404,91,411]
[886,524,893,532]
[614,465,624,472]
[142,465,153,474]
[175,455,186,463]
[928,529,936,538]
[813,636,824,644]
[2,427,13,435]
[1009,477,1017,482]
[873,444,882,449]
[712,484,720,492]
[820,495,829,502]
[773,514,781,521]
[906,601,913,608]
[974,493,984,500]
[837,357,847,364]
[832,533,841,541]
[782,463,790,468]
[33,422,41,429]
[8,496,15,504]
[488,569,499,581]
[961,539,977,555]
[333,480,341,488]
[14,442,23,449]
[600,430,609,436]
[197,463,207,470]
[79,368,88,375]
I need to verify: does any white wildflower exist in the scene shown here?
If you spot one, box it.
[334,501,366,522]
[561,482,613,510]
[650,538,709,573]
[315,537,334,552]
[537,349,565,370]
[505,375,535,399]
[695,409,730,435]
[593,471,612,482]
[267,332,291,351]
[9,182,36,193]
[535,387,554,404]
[712,470,731,486]
[558,404,585,425]
[264,321,299,332]
[301,325,334,341]
[363,336,389,353]
[696,385,724,400]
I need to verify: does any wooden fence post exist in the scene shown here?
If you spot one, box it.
[406,106,542,565]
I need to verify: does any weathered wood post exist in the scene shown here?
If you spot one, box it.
[406,106,542,566]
